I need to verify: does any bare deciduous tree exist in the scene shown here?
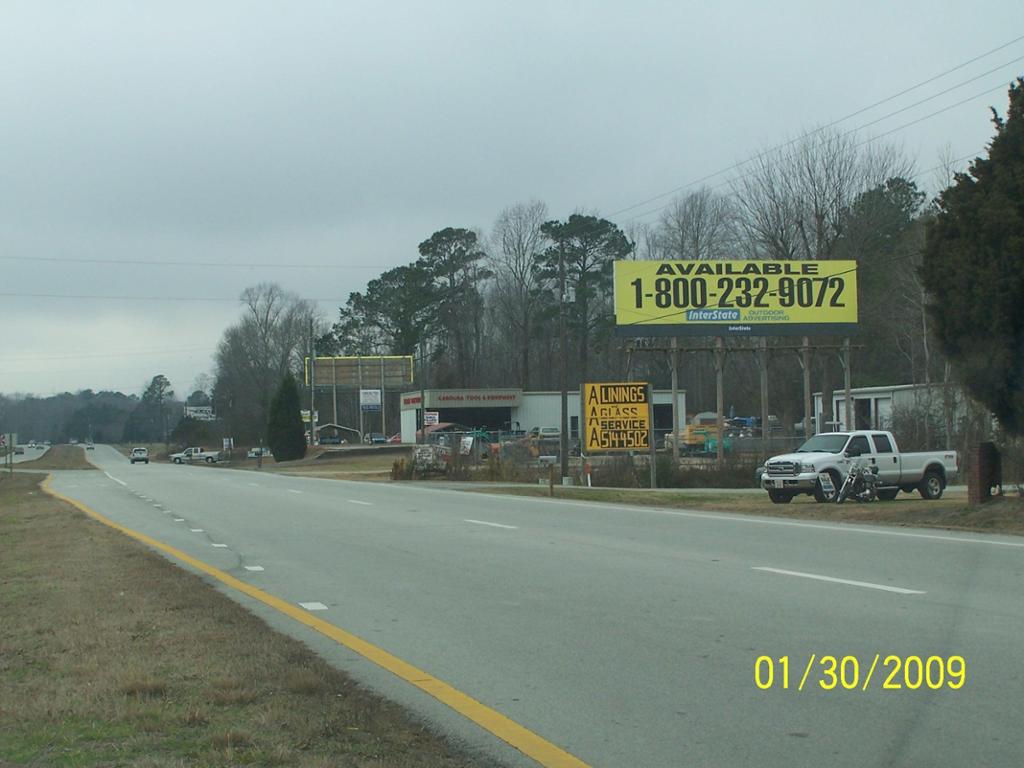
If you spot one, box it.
[489,201,550,389]
[656,187,737,260]
[214,283,320,441]
[733,128,913,260]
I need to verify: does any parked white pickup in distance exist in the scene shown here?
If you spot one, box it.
[169,446,221,464]
[759,430,957,504]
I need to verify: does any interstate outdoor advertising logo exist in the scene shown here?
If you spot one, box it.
[686,309,740,322]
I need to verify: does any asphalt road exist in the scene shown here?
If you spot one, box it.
[48,445,1024,768]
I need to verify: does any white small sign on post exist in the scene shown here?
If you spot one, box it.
[424,411,439,426]
[360,389,382,412]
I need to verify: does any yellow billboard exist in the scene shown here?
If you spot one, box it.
[582,382,650,453]
[614,260,858,335]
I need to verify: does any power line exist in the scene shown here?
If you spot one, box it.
[605,33,1024,218]
[0,255,384,270]
[619,76,1002,228]
[841,55,1024,134]
[0,291,340,303]
[6,41,1020,280]
[860,83,1009,143]
[0,345,216,362]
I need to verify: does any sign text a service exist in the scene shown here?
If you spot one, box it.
[583,382,651,453]
[614,259,858,336]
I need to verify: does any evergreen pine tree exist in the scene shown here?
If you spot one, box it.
[266,373,306,461]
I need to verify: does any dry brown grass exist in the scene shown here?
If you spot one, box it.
[11,444,97,470]
[231,449,405,482]
[0,473,491,767]
[462,485,1024,536]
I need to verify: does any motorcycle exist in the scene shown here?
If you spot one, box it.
[836,457,880,503]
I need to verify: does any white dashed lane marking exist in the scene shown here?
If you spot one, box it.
[751,567,926,595]
[465,519,518,530]
[103,472,128,487]
[299,602,328,611]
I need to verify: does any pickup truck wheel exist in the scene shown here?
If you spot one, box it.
[205,456,215,464]
[813,470,841,503]
[173,457,182,464]
[768,489,793,504]
[919,470,944,500]
[877,489,899,501]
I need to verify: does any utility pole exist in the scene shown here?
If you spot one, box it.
[558,245,569,484]
[309,318,316,446]
[418,341,427,444]
[647,382,657,489]
[714,337,725,469]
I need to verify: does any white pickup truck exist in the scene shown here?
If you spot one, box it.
[169,446,221,464]
[760,430,958,504]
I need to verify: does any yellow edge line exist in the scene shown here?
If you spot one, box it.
[40,474,590,768]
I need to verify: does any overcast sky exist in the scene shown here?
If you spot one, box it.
[1,1,1021,397]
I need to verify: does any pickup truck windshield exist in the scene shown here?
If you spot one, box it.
[796,434,849,453]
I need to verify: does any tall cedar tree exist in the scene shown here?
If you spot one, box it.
[922,78,1024,433]
[266,373,306,461]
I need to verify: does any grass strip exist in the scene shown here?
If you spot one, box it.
[8,444,97,471]
[0,472,491,767]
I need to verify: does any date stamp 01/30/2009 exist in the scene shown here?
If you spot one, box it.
[754,655,966,692]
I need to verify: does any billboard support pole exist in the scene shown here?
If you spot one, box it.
[843,337,853,431]
[332,359,338,427]
[647,383,657,489]
[714,337,725,469]
[802,336,813,438]
[380,356,386,437]
[759,337,770,462]
[670,338,680,466]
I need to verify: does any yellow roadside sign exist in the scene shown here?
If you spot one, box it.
[582,382,650,453]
